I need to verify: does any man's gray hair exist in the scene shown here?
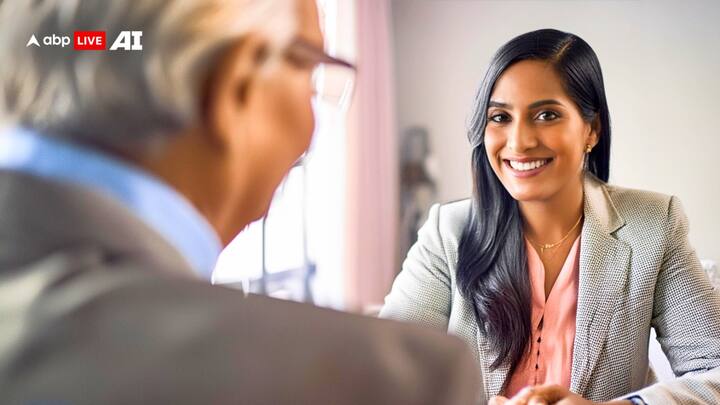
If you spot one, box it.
[0,0,296,151]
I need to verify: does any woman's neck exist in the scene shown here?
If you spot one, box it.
[519,177,585,245]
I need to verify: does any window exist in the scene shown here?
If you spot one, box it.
[212,0,354,310]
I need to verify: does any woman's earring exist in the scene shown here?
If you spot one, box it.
[585,144,592,153]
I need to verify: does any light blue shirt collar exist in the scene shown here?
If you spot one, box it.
[0,127,222,280]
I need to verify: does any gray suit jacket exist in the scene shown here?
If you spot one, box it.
[380,173,720,404]
[0,170,480,405]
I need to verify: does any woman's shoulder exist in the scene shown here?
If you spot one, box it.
[601,181,675,219]
[593,179,687,244]
[426,199,472,246]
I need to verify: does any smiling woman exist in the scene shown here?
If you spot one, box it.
[448,30,610,392]
[380,28,720,405]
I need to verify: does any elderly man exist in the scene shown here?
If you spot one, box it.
[0,0,480,404]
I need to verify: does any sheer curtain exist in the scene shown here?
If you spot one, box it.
[345,0,399,312]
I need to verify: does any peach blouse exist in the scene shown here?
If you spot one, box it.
[504,235,581,397]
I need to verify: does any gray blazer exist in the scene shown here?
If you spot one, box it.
[380,173,720,404]
[0,170,480,405]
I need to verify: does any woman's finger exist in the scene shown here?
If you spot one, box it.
[506,386,537,405]
[527,384,572,403]
[489,395,509,405]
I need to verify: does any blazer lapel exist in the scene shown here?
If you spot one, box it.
[570,174,631,395]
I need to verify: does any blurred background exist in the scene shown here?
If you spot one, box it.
[213,0,720,329]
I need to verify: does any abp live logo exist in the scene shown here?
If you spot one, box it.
[74,31,106,50]
[26,31,142,51]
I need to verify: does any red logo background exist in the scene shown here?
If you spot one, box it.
[74,31,106,50]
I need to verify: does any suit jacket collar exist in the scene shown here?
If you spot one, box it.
[0,127,221,279]
[478,172,631,398]
[570,173,631,395]
[583,173,625,234]
[0,170,195,279]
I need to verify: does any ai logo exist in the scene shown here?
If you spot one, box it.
[109,31,142,51]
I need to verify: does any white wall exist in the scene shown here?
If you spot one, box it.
[391,0,720,264]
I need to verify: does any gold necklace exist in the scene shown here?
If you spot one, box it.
[526,214,584,254]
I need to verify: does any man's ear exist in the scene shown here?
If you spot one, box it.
[200,33,271,149]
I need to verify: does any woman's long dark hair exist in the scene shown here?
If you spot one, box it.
[456,29,612,376]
